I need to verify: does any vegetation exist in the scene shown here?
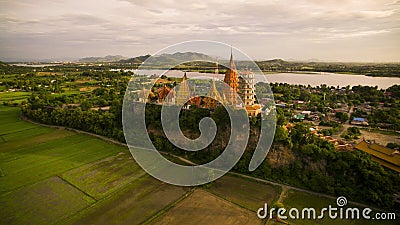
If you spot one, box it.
[205,175,280,212]
[341,127,361,141]
[12,71,400,210]
[386,143,400,150]
[0,106,187,225]
[1,61,399,213]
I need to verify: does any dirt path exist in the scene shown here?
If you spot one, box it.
[332,105,354,140]
[277,186,290,203]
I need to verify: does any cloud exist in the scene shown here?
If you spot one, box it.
[0,0,399,61]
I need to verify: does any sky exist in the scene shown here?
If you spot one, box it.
[0,0,399,62]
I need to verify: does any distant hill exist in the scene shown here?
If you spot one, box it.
[157,52,214,62]
[118,55,151,64]
[119,52,214,66]
[257,59,289,65]
[0,61,7,66]
[78,55,127,63]
[143,52,215,66]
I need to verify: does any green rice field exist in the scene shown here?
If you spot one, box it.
[0,106,396,225]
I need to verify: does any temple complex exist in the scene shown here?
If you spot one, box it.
[175,72,191,106]
[223,50,239,105]
[170,50,261,116]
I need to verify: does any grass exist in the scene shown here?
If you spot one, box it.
[0,133,125,193]
[60,151,146,199]
[2,105,394,225]
[205,174,280,212]
[0,177,94,225]
[0,105,189,225]
[361,127,400,137]
[0,91,31,104]
[149,189,262,225]
[67,175,188,225]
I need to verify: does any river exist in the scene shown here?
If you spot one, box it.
[134,70,399,89]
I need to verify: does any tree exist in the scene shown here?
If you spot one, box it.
[335,112,349,123]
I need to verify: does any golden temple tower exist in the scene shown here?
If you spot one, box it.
[176,72,191,105]
[223,49,239,105]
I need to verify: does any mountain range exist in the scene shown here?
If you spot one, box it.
[78,55,127,63]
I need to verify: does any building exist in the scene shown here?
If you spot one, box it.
[223,49,239,105]
[175,72,191,106]
[351,117,369,126]
[222,50,261,116]
[173,50,261,116]
[238,69,261,116]
[355,140,400,173]
[238,69,255,106]
[157,85,175,104]
[293,114,304,120]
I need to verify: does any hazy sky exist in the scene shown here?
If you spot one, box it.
[0,0,399,62]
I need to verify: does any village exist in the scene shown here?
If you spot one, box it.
[137,52,400,174]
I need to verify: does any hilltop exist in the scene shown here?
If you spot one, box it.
[78,55,127,63]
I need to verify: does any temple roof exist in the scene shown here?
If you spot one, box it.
[355,140,400,172]
[228,48,237,71]
[182,72,188,81]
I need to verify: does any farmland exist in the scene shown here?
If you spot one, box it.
[149,189,262,225]
[0,106,188,224]
[0,106,271,225]
[205,175,280,212]
[0,91,30,105]
[1,106,398,225]
[275,190,397,225]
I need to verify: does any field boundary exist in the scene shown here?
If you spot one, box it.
[57,175,97,201]
[58,176,152,225]
[204,188,259,212]
[141,188,195,225]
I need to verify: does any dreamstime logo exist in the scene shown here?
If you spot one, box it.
[336,196,347,207]
[257,197,397,221]
[122,40,276,186]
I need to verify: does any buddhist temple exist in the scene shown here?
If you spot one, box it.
[189,84,202,106]
[171,50,261,116]
[238,69,261,116]
[223,49,239,105]
[157,84,175,104]
[222,49,261,116]
[175,72,191,106]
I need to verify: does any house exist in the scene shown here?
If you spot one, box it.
[293,114,304,120]
[351,117,369,126]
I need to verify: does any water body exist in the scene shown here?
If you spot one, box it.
[135,70,399,89]
[11,63,62,67]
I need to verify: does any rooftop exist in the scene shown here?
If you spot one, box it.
[355,140,400,173]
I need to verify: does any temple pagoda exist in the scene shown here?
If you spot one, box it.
[175,72,191,106]
[223,49,239,105]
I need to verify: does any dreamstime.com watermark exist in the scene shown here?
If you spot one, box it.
[257,197,397,221]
